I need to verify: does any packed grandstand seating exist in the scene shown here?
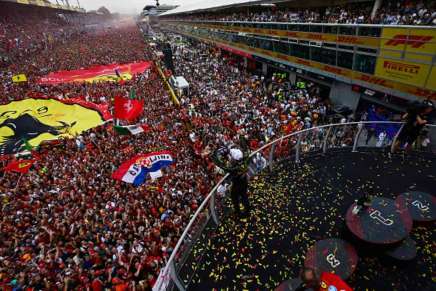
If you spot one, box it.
[161,0,436,25]
[0,3,331,290]
[1,0,435,289]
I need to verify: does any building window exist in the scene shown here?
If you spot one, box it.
[354,54,377,74]
[259,38,272,50]
[339,26,356,36]
[310,25,323,33]
[291,44,310,59]
[310,47,323,63]
[311,47,337,65]
[274,41,289,55]
[323,26,338,34]
[298,24,310,32]
[321,48,337,65]
[337,51,353,69]
[277,23,287,31]
[358,26,381,37]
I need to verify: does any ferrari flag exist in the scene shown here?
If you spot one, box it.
[0,98,111,155]
[112,151,174,186]
[114,96,144,121]
[3,159,36,174]
[38,61,152,85]
[12,74,28,83]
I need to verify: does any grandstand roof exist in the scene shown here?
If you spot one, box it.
[0,0,85,12]
[160,0,284,16]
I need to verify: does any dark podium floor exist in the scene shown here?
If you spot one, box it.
[185,151,435,291]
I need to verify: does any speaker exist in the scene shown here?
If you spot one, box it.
[162,43,174,73]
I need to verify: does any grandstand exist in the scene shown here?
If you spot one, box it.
[160,1,436,108]
[0,0,435,291]
[1,0,85,12]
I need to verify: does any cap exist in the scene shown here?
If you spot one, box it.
[229,148,243,161]
[422,100,434,108]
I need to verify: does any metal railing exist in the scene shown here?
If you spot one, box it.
[154,121,436,291]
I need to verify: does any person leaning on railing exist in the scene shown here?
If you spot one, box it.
[391,100,434,153]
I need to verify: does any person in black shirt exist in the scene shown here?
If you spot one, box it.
[391,101,432,153]
[295,267,320,291]
[213,146,250,218]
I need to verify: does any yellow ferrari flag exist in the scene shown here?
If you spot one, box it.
[12,74,28,83]
[0,98,111,155]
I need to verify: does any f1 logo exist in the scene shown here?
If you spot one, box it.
[411,200,429,211]
[369,210,393,226]
[326,253,340,268]
[385,35,433,48]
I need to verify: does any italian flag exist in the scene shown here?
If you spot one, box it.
[113,124,150,135]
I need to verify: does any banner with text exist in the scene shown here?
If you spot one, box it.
[38,61,152,85]
[374,58,431,87]
[380,27,436,54]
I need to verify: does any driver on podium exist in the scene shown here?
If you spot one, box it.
[227,148,251,218]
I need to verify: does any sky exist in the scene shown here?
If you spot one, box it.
[74,0,200,14]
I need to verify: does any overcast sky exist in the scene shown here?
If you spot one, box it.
[74,0,199,14]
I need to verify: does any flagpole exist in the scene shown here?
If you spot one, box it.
[14,173,23,191]
[0,159,6,183]
[0,170,6,184]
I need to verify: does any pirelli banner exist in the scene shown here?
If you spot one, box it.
[375,58,431,87]
[376,27,436,88]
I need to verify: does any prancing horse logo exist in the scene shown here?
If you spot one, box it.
[0,113,76,154]
[0,98,107,155]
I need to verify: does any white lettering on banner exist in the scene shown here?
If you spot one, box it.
[136,154,173,169]
[326,253,340,268]
[411,200,429,211]
[369,210,394,226]
[128,164,141,176]
[122,163,142,184]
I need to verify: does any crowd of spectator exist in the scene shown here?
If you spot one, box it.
[170,40,328,157]
[374,0,436,25]
[0,2,121,70]
[0,3,331,291]
[161,0,436,25]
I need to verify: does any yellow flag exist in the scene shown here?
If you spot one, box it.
[12,74,27,83]
[0,98,108,154]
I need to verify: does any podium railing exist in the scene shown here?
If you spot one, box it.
[154,121,435,291]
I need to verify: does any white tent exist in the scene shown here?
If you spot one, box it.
[170,76,190,96]
[173,76,189,89]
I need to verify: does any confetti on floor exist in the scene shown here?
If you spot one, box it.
[183,151,435,291]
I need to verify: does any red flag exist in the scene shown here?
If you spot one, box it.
[114,96,144,121]
[0,155,10,162]
[3,159,35,174]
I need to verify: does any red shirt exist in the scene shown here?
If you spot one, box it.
[91,278,103,291]
[319,272,352,291]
